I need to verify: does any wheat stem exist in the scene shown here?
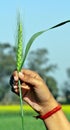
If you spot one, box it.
[16,14,24,130]
[18,80,24,130]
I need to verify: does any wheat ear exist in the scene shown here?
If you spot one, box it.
[16,16,24,130]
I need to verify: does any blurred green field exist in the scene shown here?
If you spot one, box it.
[0,105,70,130]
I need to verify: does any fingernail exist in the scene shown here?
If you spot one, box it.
[14,76,18,81]
[14,85,17,89]
[19,72,24,77]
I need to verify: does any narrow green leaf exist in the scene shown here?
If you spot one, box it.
[20,20,70,68]
[20,29,49,68]
[50,20,70,29]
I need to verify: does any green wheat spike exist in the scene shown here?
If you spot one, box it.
[17,18,23,72]
[16,15,24,130]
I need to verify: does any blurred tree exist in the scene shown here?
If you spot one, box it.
[62,68,70,103]
[0,44,58,103]
[26,48,58,98]
[0,43,16,103]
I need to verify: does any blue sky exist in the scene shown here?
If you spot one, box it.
[0,0,70,86]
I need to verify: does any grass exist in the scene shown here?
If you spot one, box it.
[62,105,70,121]
[0,105,45,130]
[0,105,70,130]
[0,114,45,130]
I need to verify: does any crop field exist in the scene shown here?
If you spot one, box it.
[0,105,70,130]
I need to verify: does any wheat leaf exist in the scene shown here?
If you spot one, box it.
[50,20,70,29]
[20,20,70,68]
[20,30,48,68]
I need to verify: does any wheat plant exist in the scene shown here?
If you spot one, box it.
[16,16,70,130]
[16,17,24,130]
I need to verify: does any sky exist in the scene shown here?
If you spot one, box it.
[0,0,70,87]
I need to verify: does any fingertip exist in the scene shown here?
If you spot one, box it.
[14,76,18,81]
[13,71,18,77]
[11,87,19,96]
[19,72,24,78]
[13,85,18,89]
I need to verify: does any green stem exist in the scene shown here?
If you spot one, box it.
[18,80,24,130]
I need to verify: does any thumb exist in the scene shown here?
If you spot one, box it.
[19,72,40,87]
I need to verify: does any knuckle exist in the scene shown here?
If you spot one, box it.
[13,71,17,76]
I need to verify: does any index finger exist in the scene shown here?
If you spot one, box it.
[19,72,41,87]
[12,71,19,81]
[21,69,42,80]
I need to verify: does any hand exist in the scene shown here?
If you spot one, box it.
[10,69,58,115]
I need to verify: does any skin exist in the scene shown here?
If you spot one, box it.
[11,69,70,130]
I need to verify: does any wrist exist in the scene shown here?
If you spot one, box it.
[36,104,61,120]
[39,95,58,115]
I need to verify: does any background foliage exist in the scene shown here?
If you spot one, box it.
[0,43,70,104]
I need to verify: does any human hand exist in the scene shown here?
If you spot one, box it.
[10,69,58,115]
